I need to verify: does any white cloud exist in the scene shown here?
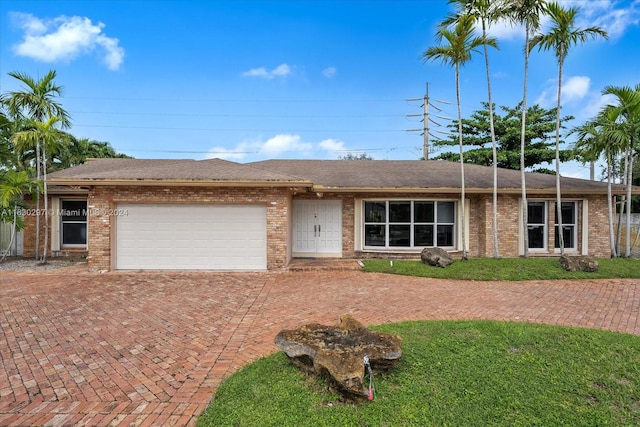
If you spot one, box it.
[10,12,124,70]
[271,64,291,77]
[485,14,552,40]
[580,93,617,120]
[322,67,337,78]
[242,67,269,78]
[242,63,292,79]
[486,0,639,42]
[535,81,557,108]
[567,0,640,40]
[260,134,312,156]
[535,75,591,108]
[319,138,345,152]
[207,144,254,161]
[207,134,348,161]
[486,17,523,40]
[562,76,591,103]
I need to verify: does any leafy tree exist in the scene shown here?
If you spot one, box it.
[338,152,373,160]
[56,138,131,170]
[434,102,574,174]
[424,14,494,260]
[507,0,548,258]
[0,169,40,261]
[531,1,608,254]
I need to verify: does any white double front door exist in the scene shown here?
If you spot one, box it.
[292,200,342,257]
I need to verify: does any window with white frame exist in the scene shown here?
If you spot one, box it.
[554,201,577,250]
[363,200,455,249]
[527,201,547,250]
[60,200,87,246]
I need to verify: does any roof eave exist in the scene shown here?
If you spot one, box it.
[46,178,313,188]
[310,185,632,195]
[46,187,90,195]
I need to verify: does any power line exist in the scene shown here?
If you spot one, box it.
[121,145,418,155]
[65,96,406,103]
[68,110,405,119]
[72,124,405,132]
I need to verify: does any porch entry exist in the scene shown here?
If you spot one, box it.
[292,200,342,257]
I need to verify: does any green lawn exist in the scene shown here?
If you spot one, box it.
[361,257,640,280]
[198,321,640,426]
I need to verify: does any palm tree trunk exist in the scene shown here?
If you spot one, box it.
[35,141,41,260]
[625,145,633,257]
[521,25,531,258]
[482,22,499,259]
[42,143,49,264]
[456,64,467,261]
[616,153,627,254]
[617,198,624,255]
[555,57,565,255]
[607,149,617,257]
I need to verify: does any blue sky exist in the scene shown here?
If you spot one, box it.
[1,0,640,179]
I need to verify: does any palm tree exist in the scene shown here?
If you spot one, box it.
[572,108,625,258]
[444,0,505,259]
[424,14,492,260]
[0,170,40,261]
[12,117,72,262]
[531,1,608,255]
[2,70,70,260]
[600,85,640,257]
[507,0,548,258]
[0,109,14,169]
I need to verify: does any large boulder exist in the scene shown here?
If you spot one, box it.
[559,255,599,272]
[275,315,402,400]
[420,247,454,267]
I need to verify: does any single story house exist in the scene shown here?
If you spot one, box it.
[23,158,638,271]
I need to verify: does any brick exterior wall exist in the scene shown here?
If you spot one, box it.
[23,187,614,269]
[83,186,292,271]
[584,194,611,257]
[314,192,613,260]
[22,201,45,259]
[22,196,87,259]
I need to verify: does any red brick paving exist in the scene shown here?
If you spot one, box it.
[1,266,639,426]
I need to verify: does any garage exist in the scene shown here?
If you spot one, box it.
[115,204,267,270]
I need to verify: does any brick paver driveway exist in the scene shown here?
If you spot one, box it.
[1,266,639,426]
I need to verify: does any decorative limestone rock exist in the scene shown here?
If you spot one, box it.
[420,247,454,268]
[275,315,402,400]
[559,255,599,272]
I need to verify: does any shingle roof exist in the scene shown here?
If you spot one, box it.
[47,157,635,195]
[250,159,632,194]
[47,158,310,186]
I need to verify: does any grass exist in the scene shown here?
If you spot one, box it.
[361,257,640,281]
[198,320,640,426]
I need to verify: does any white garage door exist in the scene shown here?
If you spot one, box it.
[115,204,267,270]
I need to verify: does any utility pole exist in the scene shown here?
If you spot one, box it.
[406,83,450,159]
[423,83,429,159]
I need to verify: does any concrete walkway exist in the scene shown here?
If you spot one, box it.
[1,267,639,426]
